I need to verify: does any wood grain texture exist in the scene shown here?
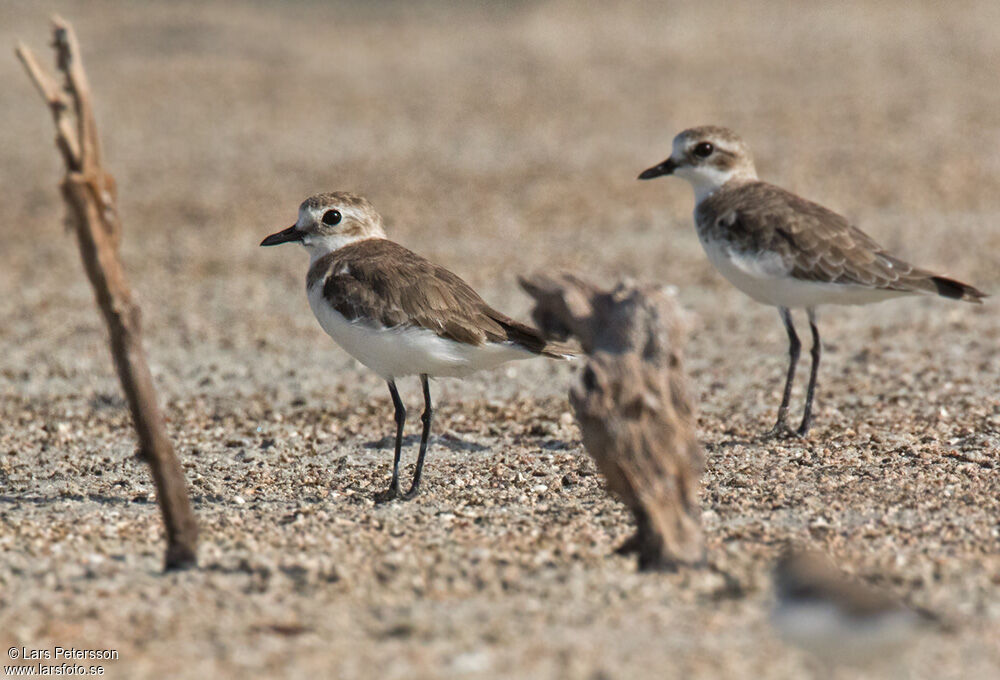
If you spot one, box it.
[17,16,198,570]
[522,273,703,569]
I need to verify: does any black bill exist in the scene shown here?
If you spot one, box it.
[260,225,303,246]
[638,157,679,180]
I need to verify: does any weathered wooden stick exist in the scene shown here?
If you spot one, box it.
[16,17,198,570]
[521,272,703,570]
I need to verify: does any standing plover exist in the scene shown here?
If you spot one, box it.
[261,192,573,501]
[771,547,938,670]
[639,126,985,436]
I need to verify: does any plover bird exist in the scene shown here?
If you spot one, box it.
[771,547,937,670]
[639,126,985,436]
[261,192,573,501]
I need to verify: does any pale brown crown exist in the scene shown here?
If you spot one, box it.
[674,125,757,178]
[298,191,385,240]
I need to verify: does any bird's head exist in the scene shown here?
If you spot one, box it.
[261,192,386,260]
[639,126,757,202]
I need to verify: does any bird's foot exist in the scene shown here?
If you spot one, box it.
[399,468,424,501]
[795,417,812,438]
[761,421,802,441]
[373,482,401,504]
[375,481,422,503]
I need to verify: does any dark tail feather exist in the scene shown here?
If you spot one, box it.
[494,315,578,359]
[930,276,987,303]
[536,341,578,360]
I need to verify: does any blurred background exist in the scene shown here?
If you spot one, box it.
[3,0,999,396]
[1,1,998,678]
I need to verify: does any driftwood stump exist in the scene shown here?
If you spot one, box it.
[521,273,703,570]
[17,17,198,570]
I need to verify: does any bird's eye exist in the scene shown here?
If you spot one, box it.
[322,209,342,226]
[693,142,714,158]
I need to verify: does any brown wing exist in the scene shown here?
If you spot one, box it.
[316,240,563,353]
[714,183,984,300]
[771,189,930,290]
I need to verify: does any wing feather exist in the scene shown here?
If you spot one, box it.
[314,239,555,350]
[703,182,941,293]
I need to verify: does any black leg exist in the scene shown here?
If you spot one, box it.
[797,308,821,435]
[766,307,800,438]
[403,374,433,500]
[375,380,406,503]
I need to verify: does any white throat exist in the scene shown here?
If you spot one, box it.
[675,164,755,204]
[303,233,383,264]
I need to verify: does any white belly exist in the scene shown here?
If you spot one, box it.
[698,234,906,308]
[307,284,532,379]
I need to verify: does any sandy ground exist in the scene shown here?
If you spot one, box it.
[1,1,999,678]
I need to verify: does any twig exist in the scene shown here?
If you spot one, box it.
[16,17,198,570]
[15,41,80,167]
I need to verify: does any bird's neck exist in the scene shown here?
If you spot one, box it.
[689,170,756,205]
[304,233,385,265]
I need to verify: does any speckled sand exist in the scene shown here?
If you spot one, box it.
[1,2,998,678]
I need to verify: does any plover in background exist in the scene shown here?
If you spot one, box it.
[261,192,574,501]
[771,547,939,671]
[639,126,985,437]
